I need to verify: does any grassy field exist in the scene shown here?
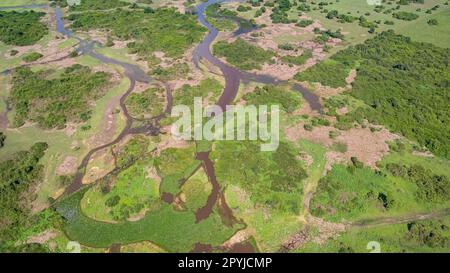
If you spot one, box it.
[295,215,450,253]
[286,0,449,50]
[225,184,303,252]
[180,168,212,212]
[296,140,327,216]
[81,160,159,222]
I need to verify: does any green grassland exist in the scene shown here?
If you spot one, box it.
[56,135,243,251]
[211,140,306,213]
[80,135,159,222]
[283,0,450,49]
[81,160,159,222]
[295,216,450,253]
[180,168,212,212]
[1,65,130,206]
[154,145,201,196]
[225,183,304,252]
[310,145,450,223]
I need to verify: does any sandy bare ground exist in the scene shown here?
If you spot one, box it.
[162,0,186,13]
[285,122,399,169]
[282,215,345,251]
[154,127,190,156]
[82,147,116,185]
[346,69,357,87]
[145,165,162,184]
[26,230,57,245]
[221,228,255,249]
[86,83,123,150]
[3,44,41,59]
[56,156,78,175]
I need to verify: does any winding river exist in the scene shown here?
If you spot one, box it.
[1,1,322,251]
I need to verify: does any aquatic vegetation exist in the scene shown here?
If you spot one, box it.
[56,188,241,251]
[211,141,306,213]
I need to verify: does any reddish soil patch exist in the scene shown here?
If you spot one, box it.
[56,156,78,175]
[285,122,399,169]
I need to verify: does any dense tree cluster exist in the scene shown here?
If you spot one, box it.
[213,39,274,70]
[0,10,48,46]
[0,143,48,243]
[10,65,110,129]
[67,8,206,58]
[125,87,165,118]
[51,0,129,10]
[296,31,450,158]
[386,163,450,203]
[406,221,449,248]
[243,85,302,113]
[0,132,5,148]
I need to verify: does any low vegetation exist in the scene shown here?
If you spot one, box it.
[211,141,307,213]
[10,65,110,129]
[22,52,43,63]
[125,87,165,118]
[311,160,450,222]
[67,8,206,58]
[296,31,450,158]
[243,85,302,113]
[52,0,129,11]
[57,187,241,251]
[281,50,312,66]
[213,39,274,70]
